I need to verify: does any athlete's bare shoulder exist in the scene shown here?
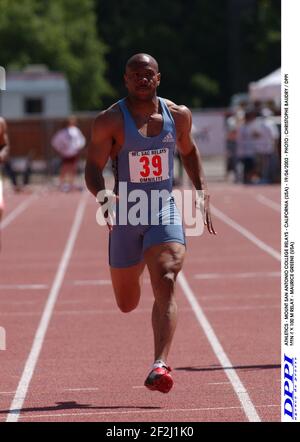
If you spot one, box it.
[163,98,192,134]
[93,101,123,135]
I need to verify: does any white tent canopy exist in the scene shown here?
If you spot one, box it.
[249,68,281,105]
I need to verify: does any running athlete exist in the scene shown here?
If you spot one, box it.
[85,53,216,393]
[0,116,20,193]
[0,117,9,222]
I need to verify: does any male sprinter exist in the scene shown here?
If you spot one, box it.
[85,53,216,393]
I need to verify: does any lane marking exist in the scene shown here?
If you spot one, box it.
[178,271,261,422]
[0,301,37,305]
[194,271,280,280]
[58,300,86,305]
[0,194,37,230]
[63,388,99,392]
[0,284,48,290]
[200,293,278,300]
[211,205,280,261]
[6,193,87,423]
[0,312,41,317]
[72,279,111,286]
[72,278,151,286]
[207,382,231,385]
[0,304,280,318]
[17,404,279,420]
[0,308,171,317]
[2,388,99,395]
[256,194,280,212]
[204,304,279,312]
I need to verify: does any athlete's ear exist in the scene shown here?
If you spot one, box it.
[157,72,161,86]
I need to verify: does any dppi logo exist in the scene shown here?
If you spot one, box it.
[0,66,6,90]
[284,354,295,419]
[0,326,6,351]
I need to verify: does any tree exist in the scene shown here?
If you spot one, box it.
[95,0,228,107]
[95,0,280,107]
[0,0,113,110]
[240,0,281,84]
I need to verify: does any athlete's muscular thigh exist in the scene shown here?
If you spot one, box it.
[110,261,145,313]
[144,242,185,291]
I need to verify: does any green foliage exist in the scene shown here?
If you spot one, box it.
[239,0,281,83]
[95,0,228,107]
[191,74,220,108]
[0,0,281,109]
[96,0,280,107]
[0,0,113,110]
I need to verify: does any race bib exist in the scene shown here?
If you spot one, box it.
[129,148,169,183]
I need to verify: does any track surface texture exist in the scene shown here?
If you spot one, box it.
[0,182,280,422]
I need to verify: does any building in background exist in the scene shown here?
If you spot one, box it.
[0,65,71,119]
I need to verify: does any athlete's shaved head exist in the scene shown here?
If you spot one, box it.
[124,53,160,101]
[125,53,159,73]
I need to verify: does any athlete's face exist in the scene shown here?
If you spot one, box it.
[124,61,161,101]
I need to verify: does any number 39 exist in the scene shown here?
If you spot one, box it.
[139,155,162,177]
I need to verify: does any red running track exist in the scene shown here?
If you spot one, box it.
[0,183,280,422]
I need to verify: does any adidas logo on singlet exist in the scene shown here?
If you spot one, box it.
[162,132,175,143]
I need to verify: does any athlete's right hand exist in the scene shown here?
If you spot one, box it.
[96,190,118,232]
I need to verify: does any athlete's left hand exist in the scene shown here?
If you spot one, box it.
[195,192,217,235]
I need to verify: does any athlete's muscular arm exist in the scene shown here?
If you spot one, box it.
[171,104,216,235]
[174,106,207,192]
[85,111,114,198]
[0,118,10,164]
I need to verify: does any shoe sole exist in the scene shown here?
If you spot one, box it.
[145,374,173,393]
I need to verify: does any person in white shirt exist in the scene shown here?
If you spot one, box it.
[236,107,259,184]
[255,112,280,183]
[51,116,86,191]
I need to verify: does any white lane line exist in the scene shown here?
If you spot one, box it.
[256,194,281,212]
[18,404,279,420]
[0,194,37,230]
[207,382,231,385]
[194,272,280,280]
[200,293,278,300]
[204,304,279,312]
[58,300,86,305]
[72,279,111,286]
[2,388,100,395]
[0,304,281,318]
[178,271,261,422]
[72,278,151,286]
[211,205,280,261]
[0,312,41,317]
[0,284,48,290]
[6,193,87,423]
[0,301,37,306]
[64,388,99,392]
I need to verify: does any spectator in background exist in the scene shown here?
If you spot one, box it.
[51,116,86,192]
[256,108,280,183]
[236,104,280,184]
[236,106,259,184]
[225,108,244,182]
